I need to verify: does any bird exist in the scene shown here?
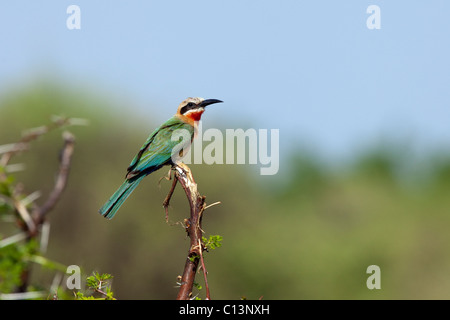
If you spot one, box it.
[99,97,223,219]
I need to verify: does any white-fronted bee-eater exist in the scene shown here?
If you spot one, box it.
[99,97,223,219]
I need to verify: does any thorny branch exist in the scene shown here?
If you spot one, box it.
[163,163,212,300]
[0,118,79,292]
[31,131,75,231]
[0,116,81,169]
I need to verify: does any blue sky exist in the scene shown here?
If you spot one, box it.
[1,1,449,163]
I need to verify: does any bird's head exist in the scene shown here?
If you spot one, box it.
[176,97,223,122]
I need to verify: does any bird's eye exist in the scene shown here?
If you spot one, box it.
[180,101,196,115]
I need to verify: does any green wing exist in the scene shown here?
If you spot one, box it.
[126,116,194,178]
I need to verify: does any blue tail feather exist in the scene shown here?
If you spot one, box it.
[99,176,145,219]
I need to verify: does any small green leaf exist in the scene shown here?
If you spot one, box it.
[189,255,199,262]
[86,275,97,289]
[203,235,223,250]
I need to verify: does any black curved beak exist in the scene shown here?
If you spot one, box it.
[200,99,223,107]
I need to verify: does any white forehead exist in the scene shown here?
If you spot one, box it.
[182,97,204,105]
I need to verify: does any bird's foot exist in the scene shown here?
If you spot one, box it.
[159,167,173,185]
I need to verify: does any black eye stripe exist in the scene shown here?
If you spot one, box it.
[180,102,196,115]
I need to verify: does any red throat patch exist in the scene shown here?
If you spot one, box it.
[185,110,204,122]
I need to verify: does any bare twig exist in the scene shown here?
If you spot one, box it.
[164,164,211,300]
[0,143,28,155]
[0,117,70,168]
[31,131,75,229]
[0,232,28,248]
[162,174,178,222]
[197,239,210,300]
[204,201,221,211]
[13,197,36,235]
[94,287,116,300]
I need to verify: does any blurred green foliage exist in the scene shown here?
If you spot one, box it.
[0,240,37,293]
[0,82,450,299]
